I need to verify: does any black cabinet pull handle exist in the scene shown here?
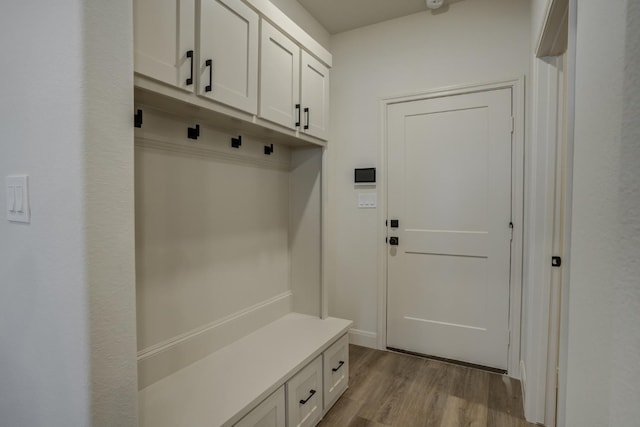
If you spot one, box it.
[304,107,310,130]
[295,104,301,127]
[186,50,194,86]
[332,361,345,372]
[205,59,213,92]
[299,389,316,405]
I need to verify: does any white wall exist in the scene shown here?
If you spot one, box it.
[563,0,640,425]
[531,0,551,50]
[135,143,291,351]
[268,0,330,49]
[0,1,137,426]
[327,0,530,347]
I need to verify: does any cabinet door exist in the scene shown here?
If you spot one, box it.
[323,334,349,411]
[134,0,195,91]
[199,0,259,114]
[259,20,300,130]
[300,51,330,141]
[234,386,285,427]
[287,356,323,427]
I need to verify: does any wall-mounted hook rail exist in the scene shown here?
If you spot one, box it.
[188,124,200,140]
[264,144,274,155]
[231,135,242,148]
[134,109,143,128]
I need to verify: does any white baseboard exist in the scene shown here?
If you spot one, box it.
[349,329,377,349]
[137,291,292,389]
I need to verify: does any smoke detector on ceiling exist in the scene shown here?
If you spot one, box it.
[426,0,444,9]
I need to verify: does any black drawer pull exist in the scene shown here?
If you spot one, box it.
[304,107,310,130]
[205,59,213,92]
[186,50,194,86]
[299,389,316,405]
[332,361,345,372]
[295,104,301,127]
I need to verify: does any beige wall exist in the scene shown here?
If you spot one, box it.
[327,0,530,345]
[135,127,292,351]
[268,0,330,49]
[0,1,137,426]
[563,0,640,425]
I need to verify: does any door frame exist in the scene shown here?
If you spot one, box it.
[376,77,526,378]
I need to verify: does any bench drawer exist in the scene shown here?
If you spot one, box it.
[323,333,349,410]
[234,386,285,427]
[286,356,323,427]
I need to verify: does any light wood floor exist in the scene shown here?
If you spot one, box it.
[319,345,537,427]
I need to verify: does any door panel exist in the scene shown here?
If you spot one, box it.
[259,20,300,129]
[387,88,512,370]
[199,0,258,114]
[134,0,195,90]
[300,51,329,141]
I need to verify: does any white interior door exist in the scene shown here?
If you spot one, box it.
[386,88,513,370]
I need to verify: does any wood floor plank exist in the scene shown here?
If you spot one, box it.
[487,374,526,419]
[320,396,363,426]
[391,359,449,427]
[347,416,389,427]
[319,345,536,427]
[368,354,424,425]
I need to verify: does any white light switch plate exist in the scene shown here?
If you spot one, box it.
[358,192,377,208]
[6,175,30,223]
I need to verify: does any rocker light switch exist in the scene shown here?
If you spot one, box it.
[6,175,30,223]
[358,192,377,208]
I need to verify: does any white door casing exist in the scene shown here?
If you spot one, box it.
[386,88,513,370]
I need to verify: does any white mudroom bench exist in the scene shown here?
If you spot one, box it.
[138,313,352,427]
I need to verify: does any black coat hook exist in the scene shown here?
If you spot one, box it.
[134,109,143,128]
[264,144,274,155]
[188,124,200,140]
[231,135,242,148]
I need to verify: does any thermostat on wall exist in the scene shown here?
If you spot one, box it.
[354,168,376,184]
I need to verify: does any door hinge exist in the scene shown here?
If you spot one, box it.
[507,329,511,347]
[509,222,514,241]
[511,116,515,134]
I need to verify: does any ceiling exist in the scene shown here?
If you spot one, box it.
[297,0,456,34]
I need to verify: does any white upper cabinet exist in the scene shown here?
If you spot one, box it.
[134,0,196,91]
[259,20,300,130]
[134,0,331,144]
[260,22,330,140]
[198,0,259,115]
[300,51,330,141]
